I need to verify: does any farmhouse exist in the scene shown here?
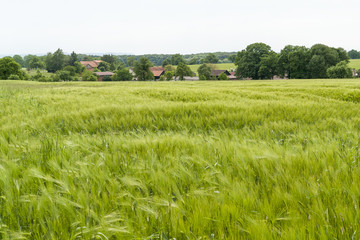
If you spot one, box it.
[211,70,231,79]
[149,67,165,80]
[80,60,102,71]
[94,72,114,81]
[228,72,238,80]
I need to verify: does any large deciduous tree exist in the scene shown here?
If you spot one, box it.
[45,49,66,73]
[0,57,23,80]
[235,42,272,80]
[171,54,185,65]
[277,45,310,79]
[326,61,352,78]
[133,57,154,81]
[175,62,192,80]
[197,64,212,80]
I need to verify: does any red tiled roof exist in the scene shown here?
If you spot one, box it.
[149,67,165,77]
[94,72,114,76]
[80,60,102,68]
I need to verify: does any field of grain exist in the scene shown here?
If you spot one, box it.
[1,80,360,239]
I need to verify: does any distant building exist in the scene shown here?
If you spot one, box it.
[94,72,114,81]
[229,72,238,80]
[353,69,358,77]
[80,60,102,71]
[150,67,165,80]
[211,70,231,79]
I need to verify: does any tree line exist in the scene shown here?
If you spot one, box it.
[235,43,354,79]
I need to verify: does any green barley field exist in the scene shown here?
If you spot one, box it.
[1,79,360,239]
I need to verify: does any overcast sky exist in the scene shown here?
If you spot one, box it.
[1,0,359,55]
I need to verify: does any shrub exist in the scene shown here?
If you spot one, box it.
[31,70,49,82]
[7,74,21,80]
[159,75,166,81]
[56,70,74,81]
[112,69,132,81]
[165,71,174,81]
[218,72,229,80]
[82,71,97,81]
[326,61,352,79]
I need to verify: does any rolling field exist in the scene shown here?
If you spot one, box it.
[1,79,360,239]
[349,59,360,70]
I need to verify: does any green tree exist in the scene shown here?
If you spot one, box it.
[56,70,74,81]
[82,70,97,81]
[24,55,36,69]
[74,61,85,74]
[69,51,78,66]
[63,66,77,76]
[218,72,229,80]
[278,45,310,79]
[165,71,174,81]
[0,57,23,80]
[308,55,327,79]
[31,70,49,82]
[258,52,279,79]
[112,69,133,81]
[133,57,154,81]
[197,64,212,80]
[101,55,117,65]
[162,59,171,67]
[126,56,136,67]
[309,44,341,69]
[348,50,360,59]
[171,54,185,65]
[235,43,272,79]
[188,57,198,65]
[13,55,25,67]
[98,62,111,72]
[175,62,192,80]
[202,53,219,64]
[29,56,45,69]
[45,49,66,73]
[326,61,352,78]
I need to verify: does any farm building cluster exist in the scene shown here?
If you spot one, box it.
[80,60,238,81]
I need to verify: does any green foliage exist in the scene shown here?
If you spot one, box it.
[218,72,229,80]
[73,61,86,74]
[24,54,37,68]
[159,75,166,81]
[171,54,185,65]
[277,45,310,79]
[7,74,21,80]
[197,64,212,80]
[63,66,77,76]
[101,54,117,65]
[13,55,25,67]
[0,57,23,80]
[81,70,97,81]
[98,62,111,72]
[258,52,279,79]
[327,61,353,78]
[162,59,171,67]
[45,49,66,73]
[0,80,359,239]
[112,69,133,81]
[29,56,45,69]
[308,55,327,78]
[69,51,78,66]
[31,70,50,82]
[348,49,360,59]
[175,62,192,80]
[165,71,174,81]
[133,57,154,81]
[126,56,136,67]
[187,57,198,65]
[56,70,74,81]
[235,43,272,79]
[102,75,112,81]
[202,53,219,64]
